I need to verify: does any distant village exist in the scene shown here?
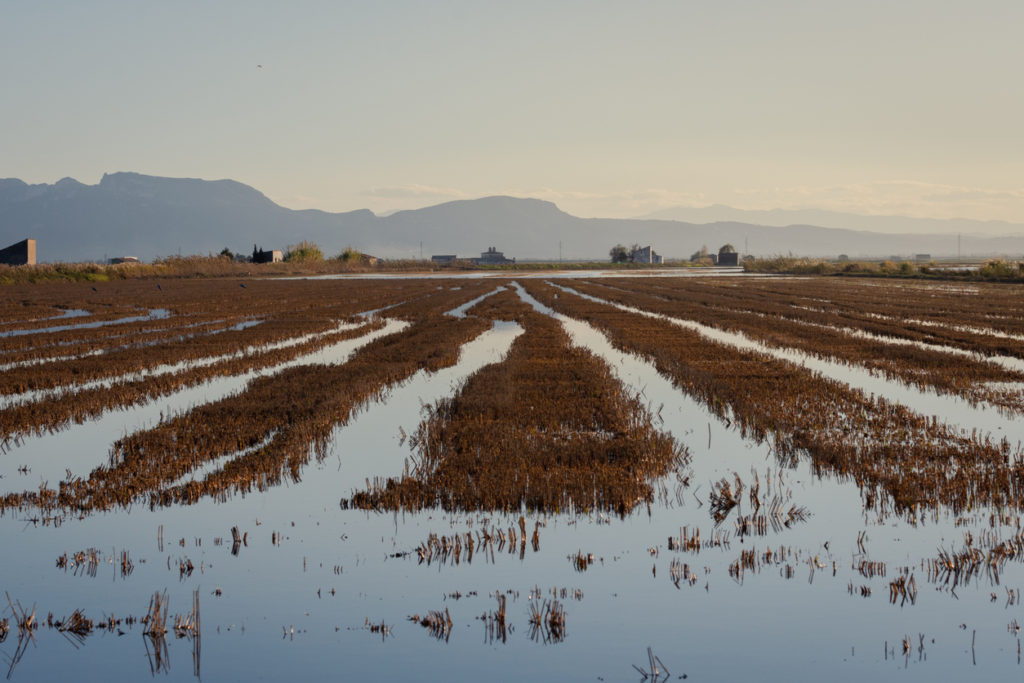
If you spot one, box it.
[1,237,751,268]
[1,237,946,270]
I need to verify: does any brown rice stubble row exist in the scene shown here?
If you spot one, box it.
[0,279,479,392]
[156,313,490,507]
[0,277,457,356]
[663,273,1020,333]
[0,311,491,514]
[608,276,1024,357]
[572,278,1024,413]
[346,292,687,514]
[521,279,1024,517]
[760,277,1024,336]
[0,319,386,443]
[0,316,344,396]
[0,314,236,363]
[0,280,494,437]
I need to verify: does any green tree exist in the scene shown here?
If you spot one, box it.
[609,244,629,263]
[284,241,324,263]
[337,246,362,262]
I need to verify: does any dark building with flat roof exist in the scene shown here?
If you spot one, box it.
[0,239,36,265]
[717,243,739,267]
[252,245,282,263]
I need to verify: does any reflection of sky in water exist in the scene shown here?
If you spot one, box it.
[0,319,263,373]
[0,320,361,409]
[552,282,1024,449]
[1,281,1022,680]
[288,267,756,281]
[0,308,170,337]
[0,320,406,487]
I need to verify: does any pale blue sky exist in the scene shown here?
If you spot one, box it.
[3,1,1022,221]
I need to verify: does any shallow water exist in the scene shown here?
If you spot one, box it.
[0,320,407,488]
[2,276,1024,681]
[550,282,1024,448]
[0,320,264,373]
[0,319,344,409]
[0,308,170,338]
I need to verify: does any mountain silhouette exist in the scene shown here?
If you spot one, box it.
[1,173,1022,262]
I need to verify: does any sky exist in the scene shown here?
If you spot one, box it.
[3,1,1023,222]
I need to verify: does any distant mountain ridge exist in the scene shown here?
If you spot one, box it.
[640,204,1024,237]
[1,172,1023,263]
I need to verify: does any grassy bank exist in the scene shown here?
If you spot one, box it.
[743,256,1024,283]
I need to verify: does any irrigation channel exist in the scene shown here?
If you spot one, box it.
[1,273,1023,680]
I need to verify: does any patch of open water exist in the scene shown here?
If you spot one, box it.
[1,279,1022,681]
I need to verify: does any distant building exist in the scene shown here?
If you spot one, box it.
[431,254,457,264]
[718,244,739,267]
[915,253,931,262]
[631,245,663,264]
[472,247,514,265]
[252,245,283,263]
[0,238,36,266]
[109,256,139,264]
[838,254,849,262]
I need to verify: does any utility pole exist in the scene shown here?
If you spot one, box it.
[958,233,961,261]
[419,241,423,260]
[559,240,563,263]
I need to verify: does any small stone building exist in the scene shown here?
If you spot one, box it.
[631,245,664,264]
[252,245,283,263]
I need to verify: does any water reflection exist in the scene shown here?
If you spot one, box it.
[0,320,407,488]
[549,282,1024,448]
[3,277,1024,681]
[0,308,171,338]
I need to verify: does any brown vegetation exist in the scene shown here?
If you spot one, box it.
[346,289,686,514]
[566,277,1024,412]
[521,279,1024,516]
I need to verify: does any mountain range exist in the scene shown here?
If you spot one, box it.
[640,205,1024,237]
[1,172,1022,263]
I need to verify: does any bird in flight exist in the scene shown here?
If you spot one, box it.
[257,64,263,69]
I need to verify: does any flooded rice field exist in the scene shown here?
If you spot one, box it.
[1,274,1023,680]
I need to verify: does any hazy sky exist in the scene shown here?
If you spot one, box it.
[3,1,1023,221]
